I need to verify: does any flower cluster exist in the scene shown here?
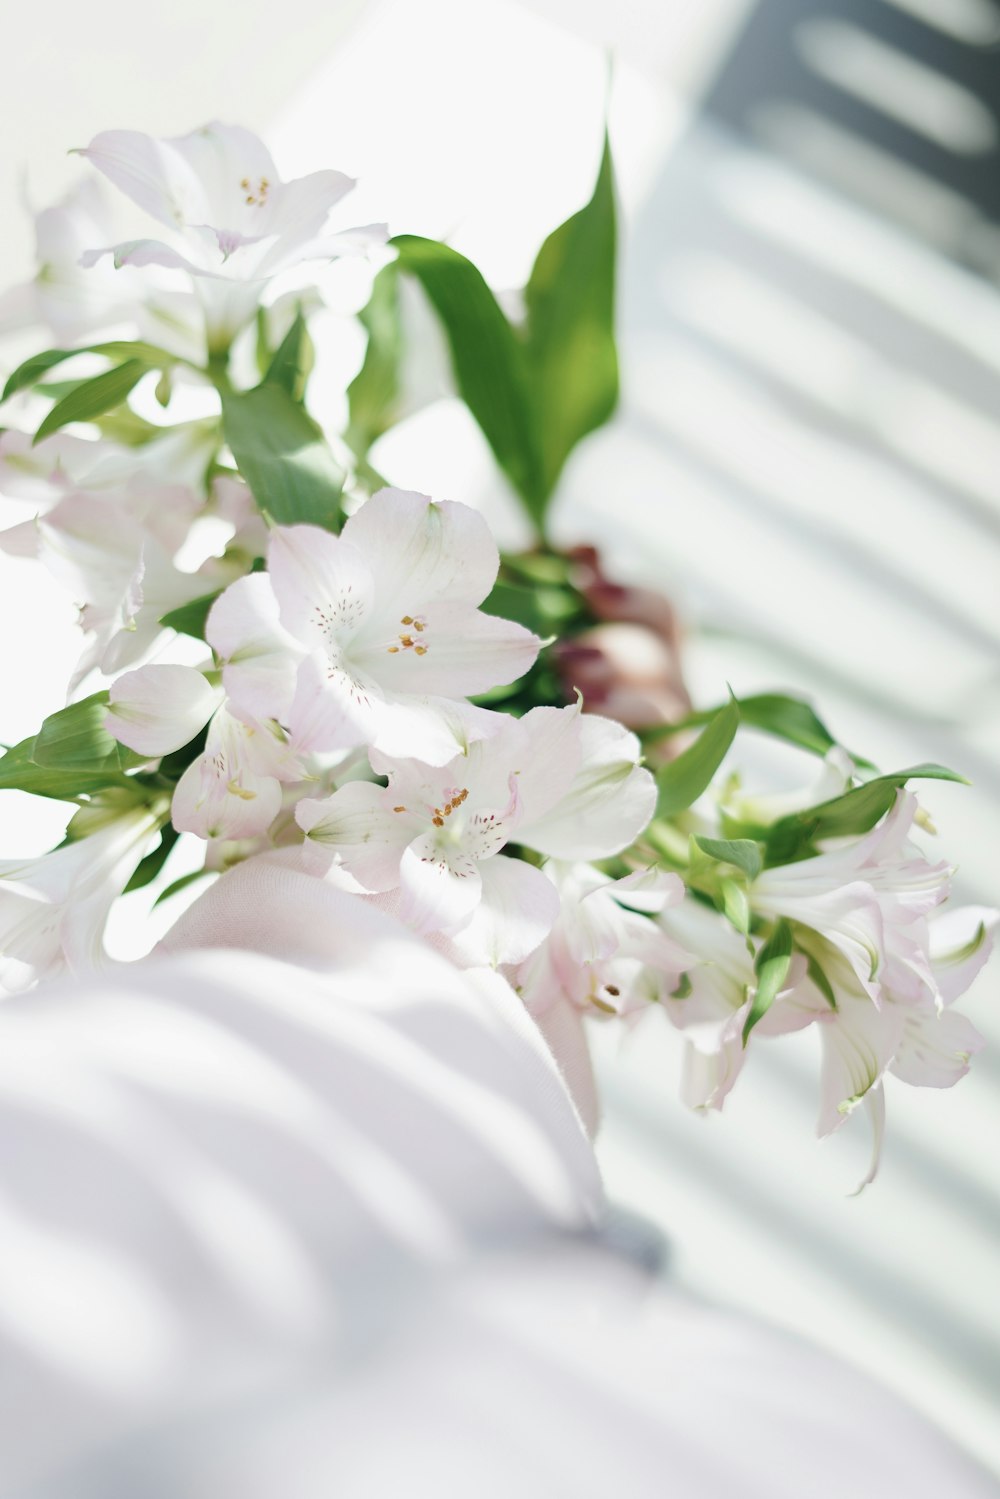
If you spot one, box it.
[0,122,993,1191]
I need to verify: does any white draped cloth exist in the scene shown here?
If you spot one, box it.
[0,855,993,1497]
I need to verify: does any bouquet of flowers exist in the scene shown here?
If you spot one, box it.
[0,122,993,1191]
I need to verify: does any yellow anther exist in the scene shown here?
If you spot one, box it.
[393,805,406,813]
[399,635,414,648]
[414,645,427,656]
[240,177,250,189]
[413,620,426,632]
[401,615,413,625]
[432,816,444,827]
[387,646,399,653]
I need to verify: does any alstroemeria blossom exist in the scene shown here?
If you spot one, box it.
[211,488,542,767]
[0,802,162,993]
[172,704,304,843]
[751,792,951,1004]
[78,122,386,346]
[296,705,657,965]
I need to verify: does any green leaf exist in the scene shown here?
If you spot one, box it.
[764,763,967,863]
[31,692,144,776]
[523,133,618,504]
[744,919,793,1043]
[264,310,314,403]
[34,360,149,444]
[346,263,403,460]
[222,383,344,530]
[694,836,763,881]
[392,234,545,519]
[657,696,740,818]
[123,824,179,894]
[646,691,873,768]
[3,340,175,404]
[160,590,223,642]
[0,734,130,799]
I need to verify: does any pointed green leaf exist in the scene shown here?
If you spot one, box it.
[222,383,343,531]
[392,234,545,520]
[4,340,175,404]
[657,696,740,818]
[765,762,967,862]
[34,360,149,444]
[744,919,793,1043]
[646,691,873,768]
[694,836,763,881]
[523,133,618,503]
[346,262,403,461]
[154,867,212,906]
[264,310,315,403]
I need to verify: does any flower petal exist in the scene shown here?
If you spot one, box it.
[106,664,221,755]
[285,652,380,753]
[397,839,483,937]
[207,573,303,721]
[448,854,560,968]
[295,782,413,889]
[78,129,205,231]
[356,600,539,698]
[816,994,904,1136]
[518,712,656,860]
[267,525,374,650]
[889,1007,986,1088]
[343,489,499,609]
[171,709,283,841]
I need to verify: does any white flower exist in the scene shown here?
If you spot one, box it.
[660,897,817,1113]
[0,800,162,994]
[104,664,304,843]
[0,177,198,350]
[210,488,542,767]
[77,121,386,347]
[751,792,950,1004]
[296,705,657,965]
[516,864,690,1024]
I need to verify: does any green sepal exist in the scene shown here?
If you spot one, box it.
[719,875,751,937]
[31,693,148,776]
[222,383,344,531]
[0,734,130,799]
[743,918,793,1044]
[656,695,740,818]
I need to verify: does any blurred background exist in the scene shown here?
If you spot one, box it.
[1,0,999,1477]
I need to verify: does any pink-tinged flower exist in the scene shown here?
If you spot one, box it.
[210,488,542,767]
[296,705,657,965]
[751,792,951,1004]
[77,122,387,347]
[0,801,162,994]
[105,664,304,842]
[660,897,818,1114]
[512,865,691,1134]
